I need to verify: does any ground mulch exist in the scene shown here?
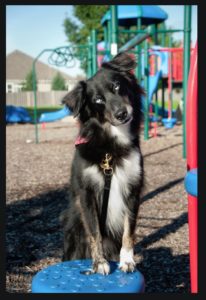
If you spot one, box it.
[6,117,190,293]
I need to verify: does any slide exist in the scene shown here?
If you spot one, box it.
[38,106,71,123]
[148,69,162,104]
[142,46,176,118]
[148,48,167,104]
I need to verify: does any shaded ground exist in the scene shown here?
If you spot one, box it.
[6,117,189,293]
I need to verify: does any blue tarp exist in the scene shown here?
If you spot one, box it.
[38,106,71,123]
[6,105,32,123]
[101,5,168,26]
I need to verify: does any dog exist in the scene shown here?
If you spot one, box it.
[61,52,144,275]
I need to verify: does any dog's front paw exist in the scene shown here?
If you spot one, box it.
[93,259,110,275]
[119,248,136,273]
[119,261,136,273]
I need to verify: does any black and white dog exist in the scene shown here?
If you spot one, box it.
[61,52,144,275]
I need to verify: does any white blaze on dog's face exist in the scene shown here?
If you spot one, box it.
[62,52,144,132]
[84,73,134,128]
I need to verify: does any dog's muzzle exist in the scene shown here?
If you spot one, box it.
[114,106,133,125]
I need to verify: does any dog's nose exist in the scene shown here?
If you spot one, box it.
[115,108,128,122]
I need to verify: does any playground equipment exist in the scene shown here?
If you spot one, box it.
[38,106,71,123]
[32,45,89,143]
[184,42,197,293]
[97,5,191,149]
[6,105,31,123]
[31,259,145,293]
[32,5,192,151]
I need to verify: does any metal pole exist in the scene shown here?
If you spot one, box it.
[162,78,165,117]
[31,45,89,144]
[110,5,118,56]
[32,48,48,144]
[107,19,112,59]
[103,25,108,48]
[87,36,92,78]
[144,39,149,140]
[136,17,142,82]
[161,22,166,117]
[32,60,39,144]
[161,22,166,47]
[119,31,151,52]
[154,24,159,119]
[183,5,192,158]
[91,29,97,75]
[136,5,142,82]
[169,34,173,118]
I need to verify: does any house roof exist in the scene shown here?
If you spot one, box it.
[6,50,82,81]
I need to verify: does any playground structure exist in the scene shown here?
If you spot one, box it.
[30,5,192,163]
[38,106,71,123]
[95,5,192,155]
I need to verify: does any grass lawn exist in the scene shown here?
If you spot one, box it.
[24,106,63,121]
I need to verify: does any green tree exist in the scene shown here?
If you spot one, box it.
[21,70,33,91]
[51,72,67,90]
[63,5,109,72]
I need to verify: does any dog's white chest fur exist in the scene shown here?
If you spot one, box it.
[83,149,141,236]
[107,149,141,236]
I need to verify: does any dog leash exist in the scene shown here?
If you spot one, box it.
[99,153,113,236]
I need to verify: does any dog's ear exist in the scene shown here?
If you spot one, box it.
[101,52,137,73]
[62,81,86,117]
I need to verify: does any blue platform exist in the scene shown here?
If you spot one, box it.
[184,169,198,197]
[162,118,177,128]
[31,259,145,293]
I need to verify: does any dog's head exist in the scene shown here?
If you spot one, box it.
[62,52,143,127]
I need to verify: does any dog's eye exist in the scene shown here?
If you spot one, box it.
[95,97,104,104]
[113,81,120,91]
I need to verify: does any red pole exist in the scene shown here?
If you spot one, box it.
[168,52,172,119]
[186,42,197,293]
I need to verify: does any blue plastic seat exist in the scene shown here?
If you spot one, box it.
[184,168,197,197]
[31,259,145,293]
[162,117,177,129]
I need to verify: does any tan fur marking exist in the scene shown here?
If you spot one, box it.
[75,196,104,262]
[122,214,134,249]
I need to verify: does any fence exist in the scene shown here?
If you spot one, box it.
[6,91,68,107]
[6,88,183,108]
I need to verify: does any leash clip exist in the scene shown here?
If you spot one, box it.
[100,153,113,176]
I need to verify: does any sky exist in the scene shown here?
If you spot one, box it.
[6,5,197,77]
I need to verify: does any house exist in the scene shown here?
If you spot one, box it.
[6,50,85,93]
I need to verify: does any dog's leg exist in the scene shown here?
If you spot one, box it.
[76,192,110,275]
[119,213,137,272]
